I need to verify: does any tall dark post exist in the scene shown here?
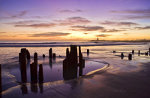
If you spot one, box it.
[53,53,56,59]
[128,54,132,60]
[34,52,38,66]
[0,64,1,94]
[87,49,89,55]
[138,50,140,56]
[132,50,134,54]
[121,53,124,59]
[26,49,30,60]
[63,45,78,80]
[20,48,27,83]
[49,48,52,58]
[66,48,69,59]
[42,54,45,58]
[30,62,37,83]
[39,64,44,83]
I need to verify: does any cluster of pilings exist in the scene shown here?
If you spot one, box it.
[63,45,85,80]
[120,48,150,60]
[18,48,44,94]
[19,48,44,84]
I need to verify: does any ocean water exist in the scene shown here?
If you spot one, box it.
[0,41,150,92]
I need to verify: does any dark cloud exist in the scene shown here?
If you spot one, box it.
[30,32,70,37]
[59,9,83,13]
[71,25,124,32]
[71,25,104,31]
[123,15,150,20]
[135,26,150,30]
[110,9,150,14]
[96,34,111,37]
[15,23,56,28]
[101,21,138,26]
[110,9,150,20]
[101,29,125,32]
[55,17,91,26]
[0,10,27,19]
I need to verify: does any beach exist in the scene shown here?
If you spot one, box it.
[0,41,150,98]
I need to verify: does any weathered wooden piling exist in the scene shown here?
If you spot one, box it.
[53,53,56,59]
[20,48,27,83]
[34,52,38,65]
[30,63,37,83]
[63,45,78,80]
[49,48,52,58]
[26,49,30,60]
[39,64,44,83]
[132,50,134,54]
[0,64,1,94]
[121,53,124,59]
[145,52,148,56]
[42,54,45,58]
[66,48,69,59]
[87,49,89,55]
[138,50,140,56]
[128,54,132,60]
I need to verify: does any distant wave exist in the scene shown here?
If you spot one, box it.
[0,41,147,47]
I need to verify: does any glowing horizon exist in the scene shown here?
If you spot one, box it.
[0,0,150,41]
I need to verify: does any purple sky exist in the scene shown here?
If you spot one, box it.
[0,0,150,40]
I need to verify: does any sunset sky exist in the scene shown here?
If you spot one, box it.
[0,0,150,41]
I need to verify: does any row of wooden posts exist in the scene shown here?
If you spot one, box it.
[19,46,88,83]
[120,48,150,60]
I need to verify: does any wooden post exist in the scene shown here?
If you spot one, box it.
[121,53,124,59]
[39,64,44,83]
[138,50,140,56]
[66,48,69,59]
[132,50,134,54]
[53,53,56,59]
[20,48,27,83]
[49,48,52,58]
[87,49,89,55]
[0,64,1,94]
[26,49,30,60]
[42,54,45,58]
[128,54,132,60]
[30,62,37,83]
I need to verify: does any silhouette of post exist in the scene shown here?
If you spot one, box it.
[138,50,140,56]
[20,48,27,83]
[63,45,78,80]
[128,54,132,60]
[66,48,69,59]
[39,64,44,83]
[30,63,37,83]
[121,53,124,59]
[42,54,45,58]
[53,53,56,59]
[145,52,148,56]
[26,49,30,60]
[132,50,134,54]
[49,48,52,58]
[0,64,1,94]
[34,52,38,66]
[87,49,89,55]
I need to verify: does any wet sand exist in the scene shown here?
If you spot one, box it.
[2,61,150,98]
[1,43,150,98]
